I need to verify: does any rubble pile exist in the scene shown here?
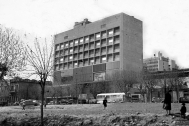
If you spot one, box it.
[0,113,178,126]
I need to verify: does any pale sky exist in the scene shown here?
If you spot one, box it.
[0,0,189,68]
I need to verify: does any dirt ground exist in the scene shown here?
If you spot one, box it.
[0,103,189,126]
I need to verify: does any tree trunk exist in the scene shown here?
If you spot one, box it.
[176,84,179,103]
[41,84,44,126]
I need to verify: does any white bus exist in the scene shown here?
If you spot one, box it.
[96,93,125,104]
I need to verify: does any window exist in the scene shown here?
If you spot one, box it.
[64,56,68,61]
[114,44,120,52]
[65,43,69,47]
[114,53,120,61]
[114,36,120,44]
[75,40,79,45]
[55,45,59,50]
[55,59,59,64]
[64,36,68,39]
[108,29,113,36]
[95,57,100,64]
[101,31,106,38]
[74,62,78,67]
[90,35,94,41]
[60,58,64,63]
[95,41,101,47]
[64,63,68,69]
[114,27,120,35]
[95,49,100,56]
[74,54,78,60]
[85,37,89,42]
[101,47,106,55]
[84,59,88,66]
[70,48,73,53]
[79,53,83,59]
[107,55,113,62]
[79,38,84,44]
[89,50,94,57]
[79,45,83,52]
[89,43,94,49]
[68,62,73,68]
[60,44,64,49]
[89,58,94,65]
[69,56,73,60]
[101,24,106,28]
[78,60,83,67]
[101,56,106,63]
[108,38,113,45]
[84,44,88,51]
[84,51,89,58]
[70,41,73,47]
[64,49,68,55]
[55,65,59,70]
[95,33,100,39]
[74,47,78,53]
[107,46,113,53]
[55,51,59,57]
[59,64,63,70]
[101,39,106,46]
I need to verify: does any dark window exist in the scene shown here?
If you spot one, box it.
[64,36,68,39]
[101,24,106,28]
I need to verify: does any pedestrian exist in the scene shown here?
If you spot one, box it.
[103,96,107,110]
[180,103,187,118]
[44,101,46,108]
[22,102,25,110]
[163,90,172,115]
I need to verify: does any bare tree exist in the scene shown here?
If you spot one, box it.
[26,37,54,126]
[110,70,137,97]
[166,71,186,102]
[88,81,110,99]
[0,26,26,80]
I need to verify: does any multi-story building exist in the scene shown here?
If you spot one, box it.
[143,52,178,72]
[0,78,52,105]
[54,13,143,85]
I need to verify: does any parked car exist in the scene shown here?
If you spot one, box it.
[13,102,20,106]
[179,97,189,103]
[89,99,97,104]
[20,100,38,106]
[48,101,54,105]
[59,99,72,105]
[0,101,8,106]
[33,100,41,106]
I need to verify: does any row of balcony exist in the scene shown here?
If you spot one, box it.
[54,53,120,71]
[55,47,120,64]
[55,27,120,51]
[55,43,120,58]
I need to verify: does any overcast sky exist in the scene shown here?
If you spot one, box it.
[0,0,189,68]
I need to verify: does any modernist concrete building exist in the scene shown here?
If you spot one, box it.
[54,13,143,85]
[143,52,178,72]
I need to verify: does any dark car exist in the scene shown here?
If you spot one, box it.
[179,97,189,103]
[59,99,72,105]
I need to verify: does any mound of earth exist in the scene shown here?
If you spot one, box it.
[0,113,186,126]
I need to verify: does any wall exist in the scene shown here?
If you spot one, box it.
[121,14,143,72]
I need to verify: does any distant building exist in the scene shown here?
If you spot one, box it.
[143,52,178,72]
[0,78,52,104]
[53,13,143,85]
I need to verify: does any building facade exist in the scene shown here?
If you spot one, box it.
[143,52,178,72]
[54,13,143,85]
[0,78,52,105]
